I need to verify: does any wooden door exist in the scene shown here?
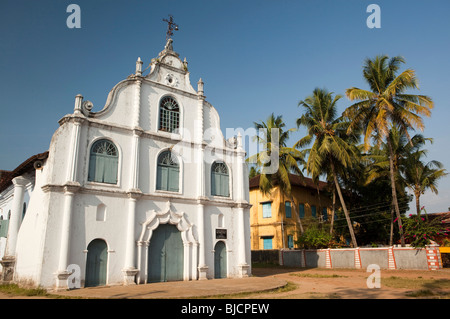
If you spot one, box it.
[85,239,108,287]
[148,224,183,282]
[214,241,227,279]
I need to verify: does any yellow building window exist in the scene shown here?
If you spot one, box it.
[262,202,272,218]
[311,205,317,218]
[299,203,305,219]
[285,201,292,218]
[262,237,273,249]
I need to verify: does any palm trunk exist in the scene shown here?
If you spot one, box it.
[415,189,421,216]
[330,188,336,235]
[389,200,394,246]
[291,195,304,235]
[415,164,421,216]
[280,208,285,249]
[387,138,405,247]
[331,161,357,247]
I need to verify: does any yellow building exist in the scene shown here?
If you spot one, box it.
[249,174,334,250]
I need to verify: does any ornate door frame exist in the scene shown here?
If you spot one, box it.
[136,201,198,284]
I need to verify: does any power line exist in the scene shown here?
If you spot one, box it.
[345,197,411,214]
[291,197,411,225]
[332,204,410,225]
[330,198,411,218]
[296,204,410,223]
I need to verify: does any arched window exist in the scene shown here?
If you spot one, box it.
[88,139,119,184]
[159,96,180,133]
[211,162,229,197]
[156,151,179,192]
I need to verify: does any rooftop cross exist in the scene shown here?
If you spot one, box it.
[163,15,179,41]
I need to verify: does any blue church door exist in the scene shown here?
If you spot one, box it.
[148,224,184,283]
[214,241,227,279]
[85,239,108,287]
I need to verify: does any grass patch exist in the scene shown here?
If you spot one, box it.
[0,284,49,297]
[383,276,450,290]
[405,289,450,298]
[384,276,450,298]
[307,292,342,299]
[405,289,436,298]
[197,281,297,299]
[289,273,348,279]
[260,281,297,295]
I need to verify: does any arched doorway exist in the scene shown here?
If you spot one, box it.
[85,239,108,287]
[148,224,184,283]
[214,241,227,279]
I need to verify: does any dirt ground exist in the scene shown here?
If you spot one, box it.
[246,266,450,299]
[0,267,449,299]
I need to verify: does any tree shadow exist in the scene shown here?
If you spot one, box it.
[251,265,317,277]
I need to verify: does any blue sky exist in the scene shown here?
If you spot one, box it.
[1,0,449,214]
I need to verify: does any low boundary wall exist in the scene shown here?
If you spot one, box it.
[251,249,280,264]
[279,246,442,270]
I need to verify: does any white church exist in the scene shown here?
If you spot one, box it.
[0,33,251,289]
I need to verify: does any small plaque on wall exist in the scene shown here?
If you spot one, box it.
[216,229,227,239]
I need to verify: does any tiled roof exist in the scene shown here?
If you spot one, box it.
[249,173,329,191]
[0,151,49,193]
[0,170,12,180]
[427,211,450,224]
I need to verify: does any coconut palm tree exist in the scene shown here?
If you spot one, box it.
[344,55,434,246]
[248,166,260,179]
[248,113,306,236]
[296,88,360,248]
[365,127,429,186]
[402,146,448,215]
[365,127,427,245]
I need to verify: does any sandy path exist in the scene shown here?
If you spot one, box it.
[246,267,450,299]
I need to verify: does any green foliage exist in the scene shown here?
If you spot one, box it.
[248,113,307,234]
[442,238,450,247]
[402,208,449,248]
[248,113,304,196]
[296,225,333,249]
[345,55,434,247]
[296,88,359,247]
[345,55,433,151]
[247,55,444,249]
[249,166,260,179]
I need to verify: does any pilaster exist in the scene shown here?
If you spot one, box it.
[236,207,249,277]
[122,190,142,285]
[354,247,362,269]
[55,183,80,290]
[197,203,208,280]
[66,115,84,183]
[388,246,397,270]
[129,128,143,191]
[195,79,209,280]
[4,176,29,258]
[196,78,205,198]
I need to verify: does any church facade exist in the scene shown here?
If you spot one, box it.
[2,39,251,289]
